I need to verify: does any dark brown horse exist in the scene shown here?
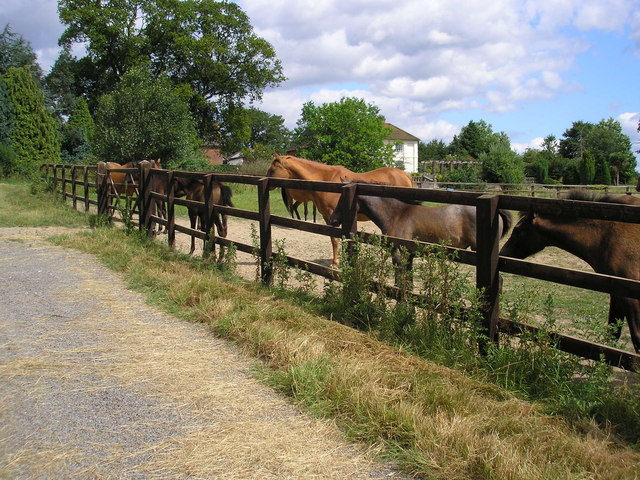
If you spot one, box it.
[266,154,413,266]
[173,176,234,255]
[328,183,512,273]
[500,189,640,352]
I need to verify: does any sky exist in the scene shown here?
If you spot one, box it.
[2,0,640,159]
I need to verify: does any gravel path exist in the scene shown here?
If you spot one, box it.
[0,229,405,479]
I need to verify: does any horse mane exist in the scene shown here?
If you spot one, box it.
[341,179,422,205]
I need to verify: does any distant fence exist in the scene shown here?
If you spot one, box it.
[414,178,638,197]
[44,162,640,372]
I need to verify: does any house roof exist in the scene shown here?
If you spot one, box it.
[385,123,420,142]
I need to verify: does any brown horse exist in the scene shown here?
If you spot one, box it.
[500,189,640,352]
[281,188,316,222]
[328,182,512,273]
[173,176,234,255]
[98,159,165,225]
[266,154,413,266]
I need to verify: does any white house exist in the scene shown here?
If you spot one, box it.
[383,123,420,173]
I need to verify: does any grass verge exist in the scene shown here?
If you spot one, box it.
[48,228,640,480]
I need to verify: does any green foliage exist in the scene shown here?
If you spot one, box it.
[579,150,595,184]
[0,77,15,145]
[449,120,508,159]
[594,154,612,185]
[440,163,481,188]
[560,119,636,185]
[44,45,79,118]
[294,97,394,172]
[419,139,448,164]
[245,107,292,153]
[586,118,636,184]
[93,68,204,169]
[2,66,60,178]
[61,97,95,164]
[58,0,285,141]
[479,140,525,184]
[0,25,42,79]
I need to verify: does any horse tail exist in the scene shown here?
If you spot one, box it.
[220,183,234,207]
[281,188,293,215]
[498,209,513,238]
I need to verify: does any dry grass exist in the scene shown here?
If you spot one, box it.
[50,228,640,480]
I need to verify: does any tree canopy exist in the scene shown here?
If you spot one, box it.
[57,0,285,141]
[92,68,204,169]
[0,25,42,80]
[293,97,394,172]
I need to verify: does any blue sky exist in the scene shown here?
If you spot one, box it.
[2,0,639,161]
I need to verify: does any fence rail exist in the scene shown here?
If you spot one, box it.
[44,162,640,372]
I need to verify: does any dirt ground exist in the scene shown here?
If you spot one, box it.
[0,227,409,479]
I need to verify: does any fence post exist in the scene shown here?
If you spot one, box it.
[96,162,109,218]
[71,165,78,209]
[257,177,273,285]
[166,171,175,248]
[83,167,90,211]
[138,161,151,232]
[476,194,501,351]
[60,165,67,202]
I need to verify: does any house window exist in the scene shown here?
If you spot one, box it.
[394,143,403,154]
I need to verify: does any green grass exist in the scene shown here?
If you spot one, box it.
[0,182,90,227]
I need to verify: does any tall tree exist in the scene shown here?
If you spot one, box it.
[44,45,82,119]
[245,107,292,153]
[57,0,285,141]
[559,121,593,160]
[585,118,636,184]
[0,25,42,80]
[449,120,506,159]
[579,150,595,184]
[93,67,204,169]
[293,97,394,172]
[2,66,60,177]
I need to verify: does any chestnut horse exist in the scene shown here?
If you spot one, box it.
[328,182,512,274]
[266,154,413,266]
[500,189,640,352]
[282,188,316,222]
[98,159,165,226]
[173,176,234,255]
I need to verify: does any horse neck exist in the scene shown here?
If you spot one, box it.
[537,217,603,267]
[357,195,397,232]
[284,157,344,180]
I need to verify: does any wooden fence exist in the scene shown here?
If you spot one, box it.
[44,162,640,372]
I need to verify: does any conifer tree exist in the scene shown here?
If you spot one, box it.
[2,66,60,177]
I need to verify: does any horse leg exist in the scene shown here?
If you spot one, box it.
[331,236,340,267]
[303,202,308,221]
[608,296,625,340]
[292,201,301,220]
[188,208,197,255]
[621,297,640,353]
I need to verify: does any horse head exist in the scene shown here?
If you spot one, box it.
[499,212,547,259]
[266,153,292,179]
